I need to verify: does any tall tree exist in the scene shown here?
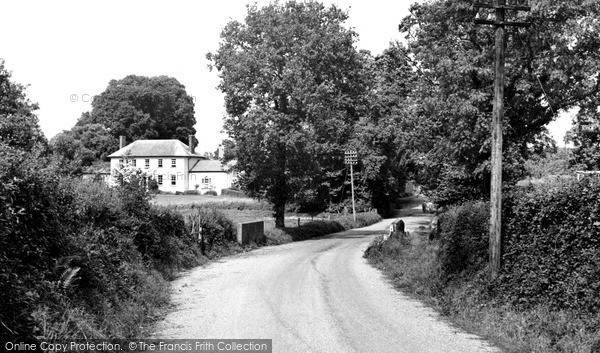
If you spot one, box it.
[208,1,367,227]
[351,43,415,216]
[80,75,196,143]
[400,0,600,205]
[0,59,46,152]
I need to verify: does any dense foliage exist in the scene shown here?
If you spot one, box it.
[0,59,46,152]
[500,178,600,313]
[400,0,600,205]
[185,207,237,256]
[208,1,367,226]
[0,145,205,341]
[50,75,197,174]
[428,178,600,314]
[350,44,415,217]
[437,201,490,280]
[82,75,196,143]
[265,212,381,243]
[567,103,600,170]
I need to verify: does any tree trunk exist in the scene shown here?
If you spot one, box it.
[274,201,285,228]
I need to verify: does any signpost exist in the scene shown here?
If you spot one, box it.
[344,150,358,222]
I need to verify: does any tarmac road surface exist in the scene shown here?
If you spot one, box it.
[153,207,500,353]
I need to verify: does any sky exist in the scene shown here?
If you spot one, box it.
[1,0,572,153]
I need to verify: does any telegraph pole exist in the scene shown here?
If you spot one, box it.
[344,150,358,222]
[474,0,529,278]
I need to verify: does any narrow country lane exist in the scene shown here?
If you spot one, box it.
[153,204,500,353]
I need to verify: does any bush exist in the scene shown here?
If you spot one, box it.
[437,201,489,281]
[498,178,600,313]
[336,212,383,229]
[185,207,236,254]
[0,146,206,342]
[221,188,246,197]
[264,228,293,245]
[203,190,218,196]
[265,212,382,243]
[183,190,199,195]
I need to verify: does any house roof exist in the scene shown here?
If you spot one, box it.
[107,139,204,158]
[189,159,230,172]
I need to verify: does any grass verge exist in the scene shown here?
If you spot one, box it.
[364,228,600,353]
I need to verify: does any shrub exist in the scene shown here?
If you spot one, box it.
[265,212,382,243]
[336,212,383,229]
[203,190,218,196]
[264,228,293,245]
[183,190,199,195]
[281,221,345,241]
[185,207,236,253]
[436,201,489,281]
[0,148,75,341]
[0,146,206,341]
[498,178,600,313]
[135,208,205,278]
[221,188,246,197]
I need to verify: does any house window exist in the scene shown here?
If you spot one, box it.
[145,159,150,169]
[202,177,211,186]
[171,175,176,186]
[119,159,124,168]
[131,159,136,167]
[158,159,163,168]
[157,175,163,185]
[171,159,176,168]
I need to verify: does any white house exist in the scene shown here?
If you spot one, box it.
[107,136,236,195]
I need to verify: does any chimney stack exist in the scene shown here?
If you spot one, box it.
[119,135,126,149]
[218,146,224,160]
[189,135,195,154]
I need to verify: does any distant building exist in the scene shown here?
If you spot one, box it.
[107,135,236,194]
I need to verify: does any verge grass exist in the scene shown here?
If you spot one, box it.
[364,227,600,353]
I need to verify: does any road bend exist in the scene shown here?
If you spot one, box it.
[153,205,500,353]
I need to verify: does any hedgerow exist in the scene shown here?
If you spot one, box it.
[429,179,600,314]
[184,207,237,256]
[0,145,205,341]
[364,179,600,351]
[498,178,600,313]
[265,212,382,243]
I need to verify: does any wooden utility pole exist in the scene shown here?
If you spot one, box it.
[474,0,529,278]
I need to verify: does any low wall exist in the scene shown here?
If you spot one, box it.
[237,221,265,245]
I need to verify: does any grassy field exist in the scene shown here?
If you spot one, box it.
[151,194,268,208]
[152,194,333,230]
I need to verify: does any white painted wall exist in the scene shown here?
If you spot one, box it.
[109,157,234,194]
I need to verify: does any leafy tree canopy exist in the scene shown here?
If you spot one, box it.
[350,43,415,216]
[400,0,600,205]
[80,75,196,144]
[208,1,367,226]
[0,59,46,152]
